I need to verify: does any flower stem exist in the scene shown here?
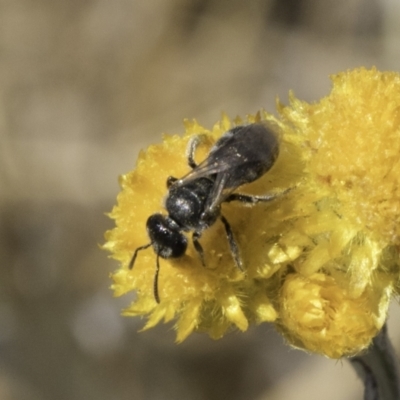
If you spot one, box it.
[349,325,400,400]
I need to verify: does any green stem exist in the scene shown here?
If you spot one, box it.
[349,325,400,400]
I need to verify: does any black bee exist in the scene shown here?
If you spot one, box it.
[130,123,283,303]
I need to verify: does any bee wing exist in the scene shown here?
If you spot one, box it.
[173,158,240,216]
[204,170,253,211]
[178,123,279,188]
[175,157,232,185]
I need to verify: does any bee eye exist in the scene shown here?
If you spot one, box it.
[146,214,187,259]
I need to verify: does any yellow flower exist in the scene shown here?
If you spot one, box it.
[104,67,400,357]
[103,113,298,342]
[274,67,399,357]
[278,272,391,358]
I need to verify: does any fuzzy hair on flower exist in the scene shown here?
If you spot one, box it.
[104,67,400,358]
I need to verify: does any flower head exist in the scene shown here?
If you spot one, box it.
[274,67,399,356]
[103,113,298,342]
[104,67,400,357]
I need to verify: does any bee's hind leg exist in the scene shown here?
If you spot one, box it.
[220,215,244,272]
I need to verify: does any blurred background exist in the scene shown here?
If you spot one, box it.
[1,0,400,399]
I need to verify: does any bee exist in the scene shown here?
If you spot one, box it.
[130,123,283,303]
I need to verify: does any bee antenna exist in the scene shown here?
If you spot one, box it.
[128,243,152,270]
[154,254,161,303]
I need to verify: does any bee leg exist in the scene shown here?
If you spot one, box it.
[192,231,205,266]
[224,188,292,204]
[220,215,244,271]
[166,176,178,188]
[186,135,204,169]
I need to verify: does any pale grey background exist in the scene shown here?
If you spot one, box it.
[1,1,400,399]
